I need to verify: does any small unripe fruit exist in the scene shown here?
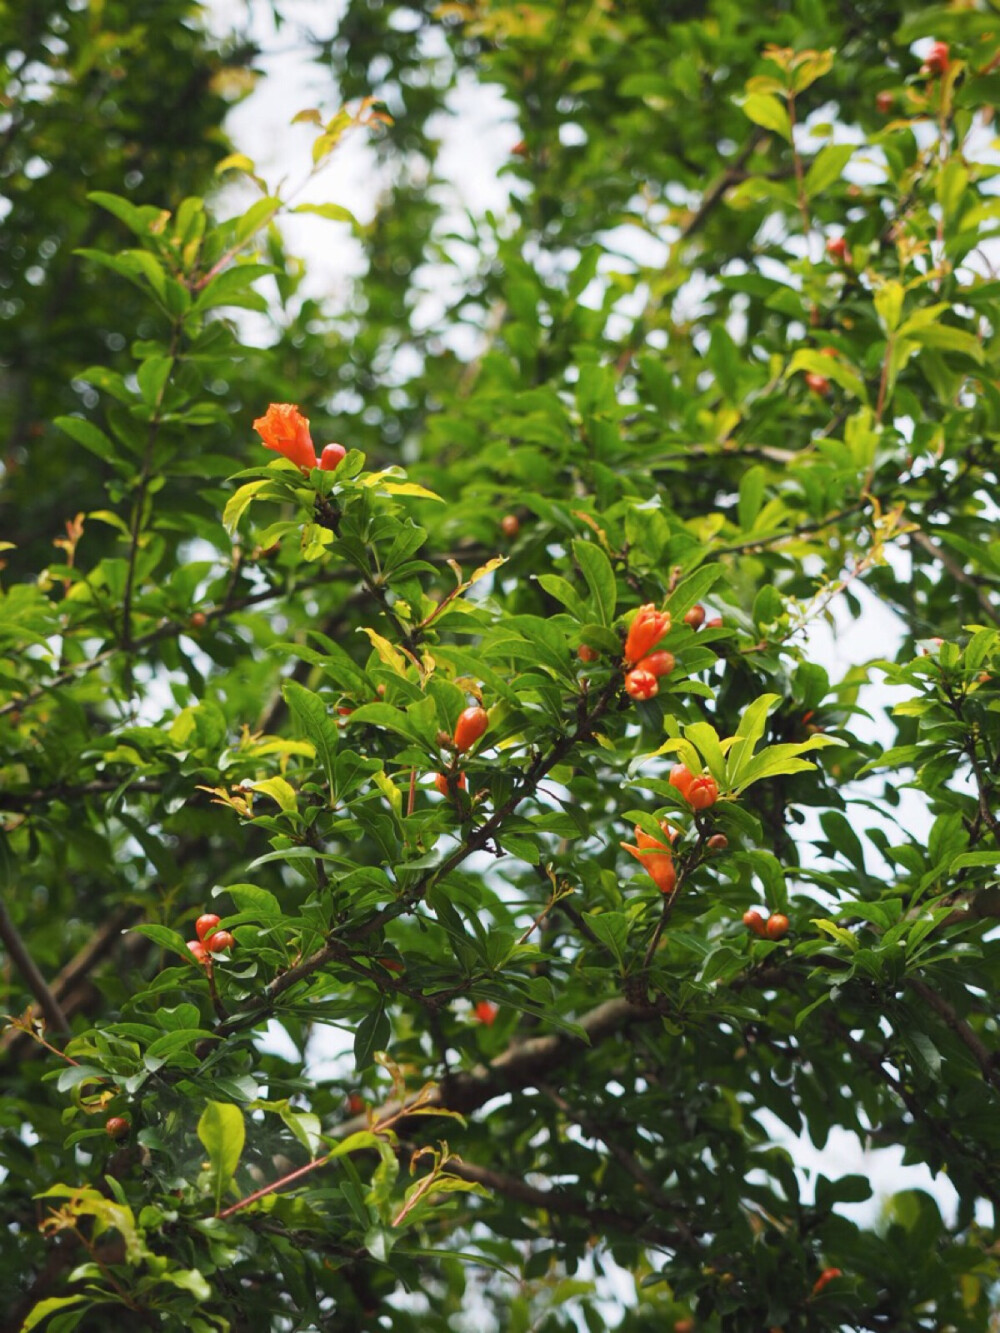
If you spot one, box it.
[876,90,894,114]
[500,514,520,538]
[205,930,235,953]
[708,833,728,852]
[624,668,659,700]
[636,650,675,678]
[683,604,705,630]
[195,914,221,942]
[923,41,949,76]
[743,910,767,937]
[766,913,789,941]
[190,611,207,630]
[454,705,489,752]
[187,939,209,964]
[805,372,830,397]
[578,643,600,663]
[320,442,347,471]
[106,1116,130,1140]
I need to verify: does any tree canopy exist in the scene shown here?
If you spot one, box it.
[3,2,1000,1331]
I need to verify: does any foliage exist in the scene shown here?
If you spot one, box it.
[2,1,1000,1331]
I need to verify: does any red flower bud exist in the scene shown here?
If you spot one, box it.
[195,914,221,942]
[923,41,949,76]
[876,90,894,114]
[320,442,347,471]
[683,604,705,630]
[253,403,318,471]
[743,910,767,937]
[708,833,729,851]
[624,668,659,700]
[500,514,520,538]
[578,643,600,663]
[474,1001,498,1025]
[766,913,789,941]
[804,372,830,397]
[669,763,695,799]
[106,1116,130,1140]
[186,939,209,965]
[812,1267,842,1295]
[636,650,675,678]
[454,705,488,752]
[825,236,849,263]
[205,930,235,953]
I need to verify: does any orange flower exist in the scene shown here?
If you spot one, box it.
[621,822,677,894]
[624,604,670,665]
[253,403,318,471]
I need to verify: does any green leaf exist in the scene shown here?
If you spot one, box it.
[21,1297,88,1331]
[811,918,859,952]
[725,694,780,783]
[292,201,358,225]
[223,480,268,535]
[733,736,841,791]
[582,911,629,967]
[354,1002,389,1072]
[740,92,791,140]
[53,416,119,465]
[250,776,299,815]
[572,540,617,625]
[738,465,766,532]
[804,143,854,197]
[283,681,338,794]
[197,1102,246,1213]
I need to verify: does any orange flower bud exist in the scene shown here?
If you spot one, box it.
[624,668,659,700]
[474,1001,498,1025]
[621,823,677,894]
[454,705,488,752]
[578,643,600,663]
[804,372,830,397]
[669,763,695,799]
[688,775,719,810]
[623,604,671,665]
[253,403,318,471]
[683,604,705,629]
[636,650,675,678]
